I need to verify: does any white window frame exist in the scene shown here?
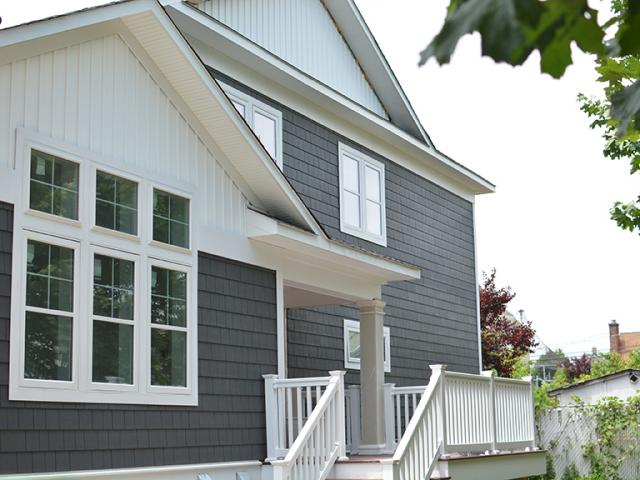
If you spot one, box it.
[90,164,143,242]
[338,143,387,246]
[88,245,140,393]
[221,83,283,169]
[9,129,198,406]
[343,319,391,373]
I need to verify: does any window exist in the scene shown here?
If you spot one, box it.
[11,137,196,406]
[150,265,188,387]
[222,84,283,168]
[153,189,190,249]
[95,170,138,235]
[24,239,76,382]
[343,319,391,372]
[29,149,79,220]
[91,252,135,385]
[339,143,387,246]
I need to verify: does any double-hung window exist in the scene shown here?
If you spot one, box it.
[11,134,196,406]
[338,143,387,246]
[221,83,283,168]
[343,319,391,372]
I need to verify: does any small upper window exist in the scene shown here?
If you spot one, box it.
[343,319,390,372]
[29,149,79,220]
[339,144,386,246]
[95,171,138,235]
[152,189,190,249]
[221,84,283,168]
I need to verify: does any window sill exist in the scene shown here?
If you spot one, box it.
[9,383,198,406]
[339,223,387,247]
[91,224,141,243]
[148,239,193,257]
[25,208,82,229]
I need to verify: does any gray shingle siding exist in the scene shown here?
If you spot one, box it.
[212,71,480,385]
[0,204,278,475]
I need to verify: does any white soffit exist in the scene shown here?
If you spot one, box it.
[0,0,321,232]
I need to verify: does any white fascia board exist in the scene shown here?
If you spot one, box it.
[323,0,433,148]
[247,209,421,284]
[167,2,495,196]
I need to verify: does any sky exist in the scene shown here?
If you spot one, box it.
[1,0,638,356]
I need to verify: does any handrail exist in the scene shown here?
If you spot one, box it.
[271,371,346,480]
[382,365,444,480]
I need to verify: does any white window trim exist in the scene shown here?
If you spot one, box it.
[343,318,391,373]
[221,83,283,169]
[9,129,198,406]
[338,143,387,246]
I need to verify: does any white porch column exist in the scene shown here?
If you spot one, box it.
[358,298,386,453]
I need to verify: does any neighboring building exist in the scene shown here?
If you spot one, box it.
[609,320,640,359]
[549,369,640,405]
[0,1,545,479]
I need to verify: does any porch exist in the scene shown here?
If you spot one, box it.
[262,366,544,480]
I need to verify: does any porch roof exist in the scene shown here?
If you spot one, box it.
[247,208,421,286]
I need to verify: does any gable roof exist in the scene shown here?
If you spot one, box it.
[188,0,431,147]
[0,0,322,232]
[323,0,434,147]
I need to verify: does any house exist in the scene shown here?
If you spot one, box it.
[0,1,545,479]
[609,320,640,359]
[549,369,640,405]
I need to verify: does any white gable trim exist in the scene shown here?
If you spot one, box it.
[324,0,433,147]
[0,0,324,234]
[168,2,495,196]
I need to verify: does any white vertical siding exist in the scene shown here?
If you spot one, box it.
[0,34,246,235]
[197,0,388,118]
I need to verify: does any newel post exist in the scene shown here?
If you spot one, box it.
[330,370,348,460]
[383,383,396,453]
[263,374,279,460]
[430,364,447,456]
[482,370,498,453]
[524,375,537,450]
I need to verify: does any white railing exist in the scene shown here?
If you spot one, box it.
[379,366,536,480]
[264,374,334,459]
[265,371,346,480]
[382,366,444,480]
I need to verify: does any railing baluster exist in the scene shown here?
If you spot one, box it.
[286,387,294,448]
[296,386,303,436]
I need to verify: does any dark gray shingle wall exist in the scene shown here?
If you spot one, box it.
[0,206,277,475]
[212,71,480,385]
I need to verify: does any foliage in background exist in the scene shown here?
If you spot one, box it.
[581,395,640,480]
[421,0,640,235]
[560,354,593,383]
[479,269,537,377]
[534,349,567,381]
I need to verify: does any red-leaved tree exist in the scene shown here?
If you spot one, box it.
[560,354,592,382]
[480,270,537,377]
